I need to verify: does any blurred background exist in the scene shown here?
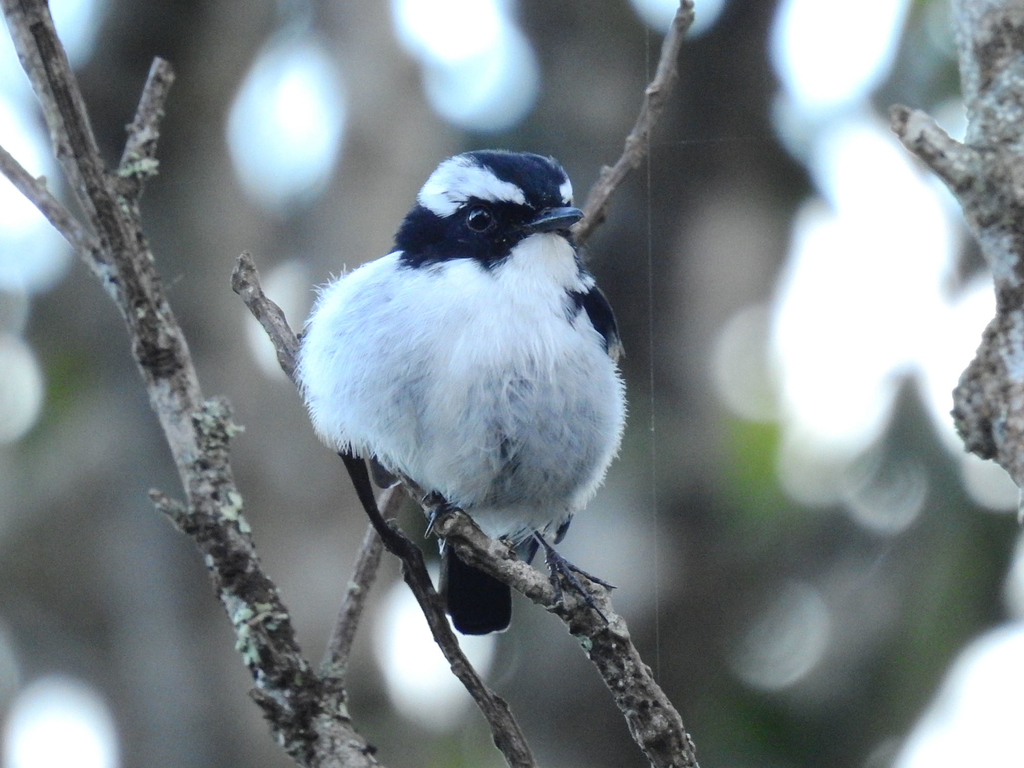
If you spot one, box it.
[0,0,1019,766]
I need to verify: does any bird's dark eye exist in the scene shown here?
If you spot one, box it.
[465,205,494,233]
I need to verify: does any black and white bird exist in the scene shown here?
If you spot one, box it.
[297,150,626,634]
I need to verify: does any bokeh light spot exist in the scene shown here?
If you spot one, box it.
[770,0,910,114]
[840,453,927,535]
[768,115,963,476]
[0,96,70,293]
[421,24,538,132]
[3,676,119,768]
[895,624,1024,768]
[227,35,346,213]
[629,0,727,36]
[729,581,831,691]
[711,303,777,423]
[391,0,538,132]
[50,0,109,68]
[392,0,501,63]
[373,576,495,731]
[0,334,44,443]
[960,453,1018,513]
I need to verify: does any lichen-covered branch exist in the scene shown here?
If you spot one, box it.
[888,107,980,194]
[432,510,699,768]
[0,2,380,765]
[117,57,175,201]
[891,0,1024,507]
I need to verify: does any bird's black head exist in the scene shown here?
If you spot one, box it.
[395,150,582,269]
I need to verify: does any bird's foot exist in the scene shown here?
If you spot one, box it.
[533,532,615,623]
[423,495,454,538]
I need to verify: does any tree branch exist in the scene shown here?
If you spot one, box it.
[432,510,698,768]
[342,454,539,767]
[117,56,175,200]
[233,251,302,381]
[574,0,694,247]
[321,513,386,684]
[888,106,980,194]
[891,0,1024,503]
[0,1,381,764]
[0,140,102,261]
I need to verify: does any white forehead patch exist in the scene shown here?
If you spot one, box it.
[559,177,573,204]
[417,156,526,217]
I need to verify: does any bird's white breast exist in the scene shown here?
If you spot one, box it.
[297,233,625,542]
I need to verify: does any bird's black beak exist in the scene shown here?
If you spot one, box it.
[525,206,584,234]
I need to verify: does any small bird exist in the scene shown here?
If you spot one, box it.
[297,150,626,634]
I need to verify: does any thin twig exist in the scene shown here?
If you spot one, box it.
[889,106,979,194]
[339,453,538,768]
[4,0,101,209]
[117,56,175,200]
[232,251,302,381]
[574,0,694,246]
[321,518,386,681]
[0,141,101,259]
[392,530,535,768]
[3,0,183,363]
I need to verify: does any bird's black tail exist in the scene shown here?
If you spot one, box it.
[441,547,512,635]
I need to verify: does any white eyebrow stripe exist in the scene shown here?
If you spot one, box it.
[417,156,526,217]
[559,177,573,204]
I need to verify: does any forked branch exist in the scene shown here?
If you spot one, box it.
[890,0,1024,502]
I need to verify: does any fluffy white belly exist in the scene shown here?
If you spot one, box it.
[298,247,626,543]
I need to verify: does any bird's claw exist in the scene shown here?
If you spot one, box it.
[534,532,614,623]
[423,495,455,538]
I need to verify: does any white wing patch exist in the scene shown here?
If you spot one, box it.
[417,155,526,217]
[559,177,573,204]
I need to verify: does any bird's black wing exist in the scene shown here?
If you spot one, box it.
[569,284,623,361]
